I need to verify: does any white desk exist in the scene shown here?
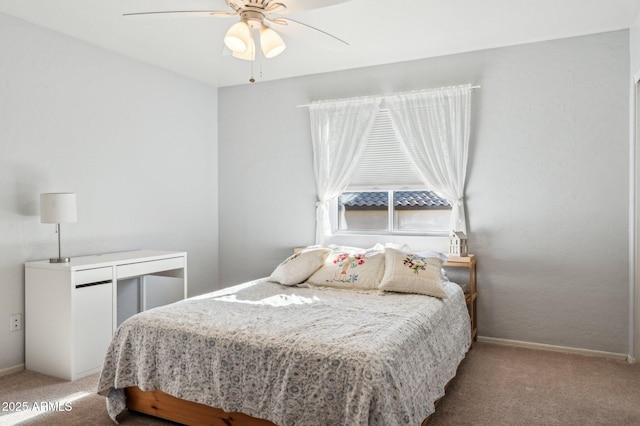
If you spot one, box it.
[25,250,187,381]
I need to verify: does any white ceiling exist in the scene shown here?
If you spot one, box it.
[1,0,639,87]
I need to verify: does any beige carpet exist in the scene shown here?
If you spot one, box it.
[1,342,639,426]
[428,343,640,426]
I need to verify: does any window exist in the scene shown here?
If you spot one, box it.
[334,110,452,236]
[309,85,471,242]
[338,190,451,234]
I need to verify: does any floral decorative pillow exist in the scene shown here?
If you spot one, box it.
[269,247,331,286]
[306,247,385,290]
[379,248,448,298]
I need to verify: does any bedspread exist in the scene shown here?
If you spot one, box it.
[97,278,471,425]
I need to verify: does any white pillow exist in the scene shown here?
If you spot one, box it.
[306,246,385,290]
[379,248,448,298]
[373,242,412,253]
[269,247,331,285]
[414,250,448,263]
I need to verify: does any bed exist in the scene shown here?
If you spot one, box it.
[97,246,471,425]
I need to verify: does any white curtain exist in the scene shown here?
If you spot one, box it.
[386,84,472,233]
[308,98,381,244]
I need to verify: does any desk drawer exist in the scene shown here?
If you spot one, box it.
[75,267,113,286]
[117,256,184,279]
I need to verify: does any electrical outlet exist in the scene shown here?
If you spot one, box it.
[10,314,22,332]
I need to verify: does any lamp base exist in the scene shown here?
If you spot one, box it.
[50,257,71,263]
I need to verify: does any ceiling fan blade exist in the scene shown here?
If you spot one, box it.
[123,10,237,18]
[264,2,287,13]
[268,17,349,52]
[272,0,354,14]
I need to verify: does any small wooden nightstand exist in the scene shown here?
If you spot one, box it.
[445,254,477,342]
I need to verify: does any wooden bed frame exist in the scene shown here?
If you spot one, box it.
[124,379,452,426]
[125,386,276,425]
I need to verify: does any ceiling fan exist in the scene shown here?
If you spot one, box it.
[123,0,350,62]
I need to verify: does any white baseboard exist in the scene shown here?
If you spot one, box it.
[478,336,629,362]
[0,364,24,377]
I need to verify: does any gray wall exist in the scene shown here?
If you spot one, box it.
[219,31,630,354]
[0,14,219,372]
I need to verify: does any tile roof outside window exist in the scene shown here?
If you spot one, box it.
[339,191,450,208]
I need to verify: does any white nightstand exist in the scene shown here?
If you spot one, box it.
[25,250,187,381]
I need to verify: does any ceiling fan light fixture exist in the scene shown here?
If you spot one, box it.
[224,21,251,52]
[260,26,286,58]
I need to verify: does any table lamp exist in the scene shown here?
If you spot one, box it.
[40,193,77,263]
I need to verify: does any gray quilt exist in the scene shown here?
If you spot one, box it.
[97,279,471,425]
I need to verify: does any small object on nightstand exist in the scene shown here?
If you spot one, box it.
[449,231,468,257]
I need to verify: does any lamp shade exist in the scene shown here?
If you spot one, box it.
[40,193,77,224]
[232,36,256,61]
[260,26,286,58]
[224,21,251,53]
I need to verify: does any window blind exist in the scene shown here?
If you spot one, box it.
[348,109,423,189]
